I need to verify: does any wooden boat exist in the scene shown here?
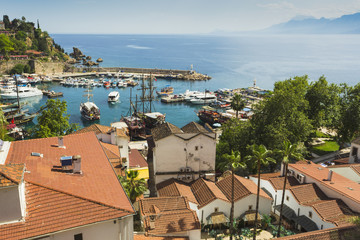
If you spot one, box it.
[196,106,230,127]
[156,85,173,97]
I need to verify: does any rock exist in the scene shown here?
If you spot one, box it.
[86,56,91,60]
[96,58,103,62]
[69,47,85,60]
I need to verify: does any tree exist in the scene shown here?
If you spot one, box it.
[231,93,246,119]
[15,31,27,41]
[3,15,10,29]
[119,170,147,203]
[31,99,79,138]
[0,34,14,59]
[276,140,303,238]
[222,150,247,240]
[246,144,275,240]
[9,64,24,75]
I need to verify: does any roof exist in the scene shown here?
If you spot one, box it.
[0,182,129,240]
[134,235,189,240]
[254,172,300,190]
[181,122,209,134]
[191,178,229,207]
[72,123,113,135]
[290,183,357,226]
[129,149,148,168]
[100,142,123,176]
[151,122,183,141]
[277,225,360,240]
[139,197,200,235]
[6,132,134,213]
[327,164,360,177]
[0,164,24,187]
[289,163,360,205]
[156,178,198,204]
[217,175,272,202]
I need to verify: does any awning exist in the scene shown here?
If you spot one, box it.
[274,204,296,219]
[206,212,229,225]
[293,215,318,232]
[239,210,263,222]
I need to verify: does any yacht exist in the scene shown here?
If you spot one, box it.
[183,90,203,102]
[108,91,120,103]
[189,93,217,105]
[0,85,43,99]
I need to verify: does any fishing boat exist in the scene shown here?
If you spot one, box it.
[108,91,120,103]
[103,81,111,87]
[156,85,173,97]
[80,86,100,120]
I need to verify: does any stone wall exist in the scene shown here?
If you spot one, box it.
[71,66,191,75]
[0,60,30,74]
[31,61,65,75]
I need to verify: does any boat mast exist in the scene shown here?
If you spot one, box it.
[14,75,20,111]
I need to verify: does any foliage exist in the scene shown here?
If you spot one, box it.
[3,15,11,29]
[9,64,31,75]
[0,34,14,58]
[271,225,295,237]
[311,141,339,156]
[231,93,246,119]
[15,31,27,41]
[31,99,79,138]
[118,170,147,203]
[0,109,12,141]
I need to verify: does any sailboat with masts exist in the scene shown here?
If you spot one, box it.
[80,84,100,120]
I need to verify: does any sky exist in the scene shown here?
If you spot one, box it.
[2,0,360,34]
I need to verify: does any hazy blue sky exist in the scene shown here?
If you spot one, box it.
[2,0,360,34]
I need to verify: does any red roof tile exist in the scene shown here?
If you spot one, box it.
[191,178,229,207]
[72,124,112,135]
[134,235,189,240]
[6,132,134,213]
[0,182,129,240]
[0,164,24,187]
[156,178,198,204]
[129,149,148,168]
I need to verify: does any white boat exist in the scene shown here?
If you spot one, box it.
[108,91,120,103]
[80,86,100,120]
[183,90,204,102]
[0,85,43,99]
[189,93,217,105]
[118,81,127,88]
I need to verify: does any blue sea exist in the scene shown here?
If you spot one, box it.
[18,34,360,128]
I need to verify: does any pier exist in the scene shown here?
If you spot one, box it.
[53,67,211,81]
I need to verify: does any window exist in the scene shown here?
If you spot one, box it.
[248,205,253,210]
[308,211,312,218]
[286,196,289,201]
[74,233,83,240]
[214,207,219,212]
[195,146,199,151]
[352,147,358,156]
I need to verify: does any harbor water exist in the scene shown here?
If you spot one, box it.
[13,34,360,128]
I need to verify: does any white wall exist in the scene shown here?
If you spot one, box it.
[116,137,129,162]
[154,134,216,184]
[0,185,22,224]
[44,216,133,240]
[234,194,272,217]
[288,166,360,213]
[199,199,231,224]
[188,229,201,240]
[97,133,112,144]
[249,176,277,210]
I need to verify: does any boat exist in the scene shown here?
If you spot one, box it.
[0,85,43,99]
[196,106,231,127]
[44,90,63,98]
[118,81,127,88]
[80,86,100,121]
[137,112,165,129]
[189,93,217,105]
[108,91,120,103]
[103,81,111,87]
[121,116,146,140]
[156,85,174,97]
[183,90,203,102]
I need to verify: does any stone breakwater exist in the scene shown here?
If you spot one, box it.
[61,67,211,81]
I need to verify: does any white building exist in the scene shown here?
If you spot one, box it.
[0,132,135,240]
[156,175,272,226]
[349,137,360,163]
[150,122,216,185]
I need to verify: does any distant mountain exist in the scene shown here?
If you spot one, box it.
[264,12,360,34]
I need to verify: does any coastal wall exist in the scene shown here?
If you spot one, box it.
[72,67,191,75]
[0,60,30,74]
[30,60,65,75]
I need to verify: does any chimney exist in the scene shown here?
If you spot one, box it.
[327,170,333,181]
[149,215,156,229]
[58,137,65,149]
[72,155,82,174]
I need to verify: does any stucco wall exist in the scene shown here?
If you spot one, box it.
[234,194,272,217]
[43,215,133,240]
[199,199,231,224]
[0,186,22,224]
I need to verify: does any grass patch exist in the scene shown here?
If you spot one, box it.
[315,130,332,138]
[312,140,339,156]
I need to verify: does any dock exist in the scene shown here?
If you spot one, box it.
[52,67,211,81]
[161,95,185,103]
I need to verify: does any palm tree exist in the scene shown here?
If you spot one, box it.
[276,140,302,237]
[119,170,147,203]
[247,144,275,240]
[222,150,247,240]
[231,93,246,119]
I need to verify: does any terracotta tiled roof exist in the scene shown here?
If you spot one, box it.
[268,176,301,190]
[289,163,360,205]
[217,175,272,202]
[72,124,113,135]
[181,122,209,134]
[129,149,148,168]
[156,178,198,204]
[139,196,200,235]
[0,182,129,240]
[277,225,360,240]
[290,183,357,226]
[6,132,134,213]
[0,164,24,187]
[151,122,183,141]
[100,142,121,159]
[116,127,129,138]
[191,178,229,207]
[134,235,189,240]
